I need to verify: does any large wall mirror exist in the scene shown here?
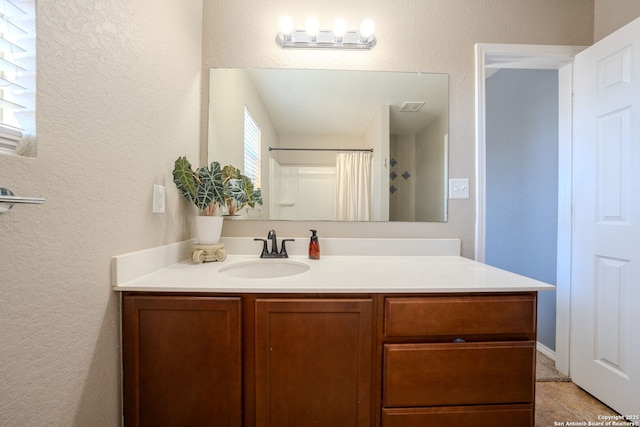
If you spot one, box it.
[208,68,449,222]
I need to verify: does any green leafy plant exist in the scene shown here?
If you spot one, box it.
[172,156,262,216]
[221,165,263,216]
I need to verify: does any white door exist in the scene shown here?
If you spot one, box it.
[572,17,640,415]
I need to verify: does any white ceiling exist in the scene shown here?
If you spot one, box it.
[244,68,448,136]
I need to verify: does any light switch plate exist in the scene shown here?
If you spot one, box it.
[449,178,469,199]
[152,184,166,213]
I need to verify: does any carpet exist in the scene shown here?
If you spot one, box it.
[536,351,571,382]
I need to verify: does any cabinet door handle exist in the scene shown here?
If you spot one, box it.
[453,338,466,343]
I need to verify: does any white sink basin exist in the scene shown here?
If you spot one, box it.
[219,260,310,279]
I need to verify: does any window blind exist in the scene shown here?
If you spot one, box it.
[244,107,261,188]
[0,0,35,155]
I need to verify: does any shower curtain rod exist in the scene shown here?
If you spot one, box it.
[269,147,373,153]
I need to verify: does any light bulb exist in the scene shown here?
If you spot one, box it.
[279,16,293,35]
[333,18,347,39]
[359,19,374,38]
[305,16,320,37]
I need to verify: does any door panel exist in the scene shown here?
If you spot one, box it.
[572,17,640,414]
[254,299,373,427]
[123,295,243,427]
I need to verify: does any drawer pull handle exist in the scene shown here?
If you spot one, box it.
[453,338,466,343]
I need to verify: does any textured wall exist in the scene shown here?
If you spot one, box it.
[594,0,640,41]
[0,1,203,425]
[202,0,594,258]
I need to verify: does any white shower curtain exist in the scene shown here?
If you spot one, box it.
[335,151,372,221]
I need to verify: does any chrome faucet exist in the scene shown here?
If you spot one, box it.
[254,230,294,258]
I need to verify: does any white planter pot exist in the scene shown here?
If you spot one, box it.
[195,216,223,244]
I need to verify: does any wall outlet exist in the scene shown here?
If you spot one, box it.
[152,184,166,213]
[449,178,470,199]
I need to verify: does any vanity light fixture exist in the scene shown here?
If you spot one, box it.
[276,16,376,50]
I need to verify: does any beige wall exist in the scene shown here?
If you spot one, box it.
[416,113,448,222]
[203,0,594,257]
[0,1,202,425]
[595,0,640,41]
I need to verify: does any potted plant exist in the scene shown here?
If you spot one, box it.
[172,156,263,243]
[220,164,263,216]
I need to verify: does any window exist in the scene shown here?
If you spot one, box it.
[243,107,261,188]
[0,0,35,156]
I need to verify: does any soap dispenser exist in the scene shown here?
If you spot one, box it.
[308,229,320,260]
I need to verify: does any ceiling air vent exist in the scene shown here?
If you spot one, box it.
[399,101,425,112]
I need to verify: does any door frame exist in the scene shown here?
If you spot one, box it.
[474,43,586,374]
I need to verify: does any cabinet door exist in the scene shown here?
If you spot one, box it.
[123,295,242,427]
[255,299,373,427]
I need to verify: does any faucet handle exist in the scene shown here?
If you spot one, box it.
[280,239,295,258]
[254,238,269,258]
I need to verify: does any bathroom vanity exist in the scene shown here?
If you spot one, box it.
[113,239,553,427]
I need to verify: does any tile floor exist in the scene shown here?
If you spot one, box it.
[536,381,621,427]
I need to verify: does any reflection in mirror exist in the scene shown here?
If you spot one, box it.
[208,68,448,222]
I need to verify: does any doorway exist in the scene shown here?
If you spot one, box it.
[485,68,559,352]
[475,43,585,374]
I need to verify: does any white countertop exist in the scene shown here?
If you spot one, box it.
[113,253,555,294]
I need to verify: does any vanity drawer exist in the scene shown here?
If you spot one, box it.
[384,294,536,338]
[382,404,533,427]
[383,341,535,407]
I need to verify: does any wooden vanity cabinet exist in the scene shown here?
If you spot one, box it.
[380,293,537,427]
[122,295,242,427]
[121,291,537,427]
